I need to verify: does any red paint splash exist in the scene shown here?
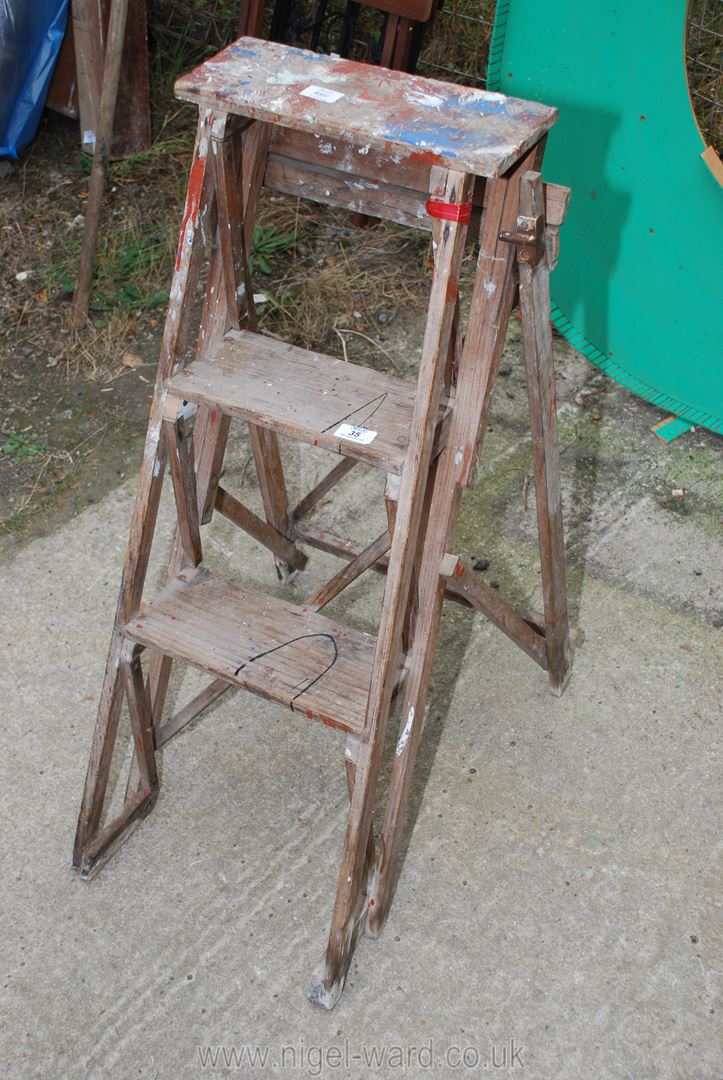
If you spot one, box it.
[408,149,447,168]
[175,153,206,271]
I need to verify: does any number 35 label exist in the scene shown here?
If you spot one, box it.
[334,423,377,445]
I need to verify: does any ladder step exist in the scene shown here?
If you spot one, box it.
[168,329,448,473]
[126,568,378,736]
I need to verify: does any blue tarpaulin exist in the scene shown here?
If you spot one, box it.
[0,0,70,160]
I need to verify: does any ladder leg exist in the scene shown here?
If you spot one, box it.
[73,108,219,875]
[212,117,299,583]
[122,643,159,794]
[124,403,232,800]
[517,172,571,695]
[163,397,203,569]
[344,736,375,886]
[366,154,540,937]
[309,168,473,1007]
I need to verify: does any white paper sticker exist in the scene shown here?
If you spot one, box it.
[83,129,96,148]
[300,85,345,104]
[334,423,377,445]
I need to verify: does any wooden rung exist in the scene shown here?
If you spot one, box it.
[215,485,308,571]
[304,530,391,612]
[292,457,358,521]
[156,677,231,748]
[441,557,548,668]
[168,328,447,474]
[126,567,384,736]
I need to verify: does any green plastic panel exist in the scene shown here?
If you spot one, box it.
[488,0,723,434]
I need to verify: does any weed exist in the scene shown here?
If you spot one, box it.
[1,431,50,462]
[249,225,297,275]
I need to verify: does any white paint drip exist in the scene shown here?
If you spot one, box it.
[266,71,302,86]
[406,90,444,108]
[396,707,415,757]
[454,450,463,465]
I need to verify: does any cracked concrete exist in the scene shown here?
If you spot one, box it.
[0,329,721,1080]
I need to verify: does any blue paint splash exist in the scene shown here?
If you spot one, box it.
[380,123,464,157]
[230,45,258,58]
[444,92,509,116]
[284,46,328,62]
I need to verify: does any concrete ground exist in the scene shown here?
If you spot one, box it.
[1,325,721,1080]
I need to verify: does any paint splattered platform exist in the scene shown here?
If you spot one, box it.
[175,36,556,178]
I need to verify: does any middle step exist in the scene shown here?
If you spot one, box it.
[127,568,385,736]
[168,329,450,474]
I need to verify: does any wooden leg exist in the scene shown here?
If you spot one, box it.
[124,404,232,801]
[73,108,219,871]
[212,117,299,583]
[366,153,539,938]
[80,642,160,879]
[344,736,375,892]
[163,398,203,569]
[517,172,571,695]
[248,424,297,583]
[309,168,473,1007]
[122,643,158,793]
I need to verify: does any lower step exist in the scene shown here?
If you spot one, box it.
[126,569,376,736]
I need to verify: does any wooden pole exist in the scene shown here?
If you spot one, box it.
[70,0,130,326]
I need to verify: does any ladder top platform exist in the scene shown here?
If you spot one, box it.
[175,37,557,179]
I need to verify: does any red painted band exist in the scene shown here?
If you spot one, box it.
[426,199,473,224]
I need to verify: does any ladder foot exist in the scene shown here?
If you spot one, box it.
[546,624,582,696]
[307,962,346,1010]
[76,787,159,881]
[275,561,298,586]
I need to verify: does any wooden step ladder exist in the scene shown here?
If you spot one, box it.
[73,37,573,1008]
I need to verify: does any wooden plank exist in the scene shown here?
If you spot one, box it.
[175,37,557,180]
[367,0,434,19]
[47,22,79,117]
[270,127,434,192]
[103,0,151,157]
[126,568,380,736]
[215,485,308,571]
[70,0,130,325]
[72,0,150,158]
[72,0,103,154]
[264,154,431,230]
[169,328,446,475]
